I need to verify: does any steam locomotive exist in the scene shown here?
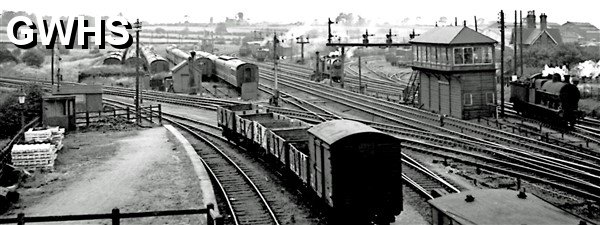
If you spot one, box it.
[312,51,343,83]
[509,73,582,128]
[239,41,269,61]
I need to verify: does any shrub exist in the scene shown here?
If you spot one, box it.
[21,50,45,67]
[0,49,18,64]
[0,84,43,139]
[11,48,22,58]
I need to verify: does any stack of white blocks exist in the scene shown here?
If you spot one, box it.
[11,127,65,171]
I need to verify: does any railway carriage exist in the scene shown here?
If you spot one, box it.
[197,51,259,100]
[217,103,403,224]
[123,48,141,67]
[165,45,190,65]
[141,46,170,73]
[103,51,123,65]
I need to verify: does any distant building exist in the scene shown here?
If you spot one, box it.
[560,21,600,43]
[510,11,563,48]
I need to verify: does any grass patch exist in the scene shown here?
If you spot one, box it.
[0,51,105,82]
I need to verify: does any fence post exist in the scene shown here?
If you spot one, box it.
[127,107,130,120]
[112,208,120,225]
[206,203,223,225]
[17,213,24,225]
[158,104,162,124]
[86,111,90,127]
[113,108,117,117]
[207,203,214,225]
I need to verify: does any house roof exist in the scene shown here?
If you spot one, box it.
[510,28,563,45]
[410,26,497,45]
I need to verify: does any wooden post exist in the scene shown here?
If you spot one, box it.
[158,104,162,124]
[86,111,90,127]
[111,208,120,225]
[127,106,131,120]
[17,213,24,225]
[113,108,117,117]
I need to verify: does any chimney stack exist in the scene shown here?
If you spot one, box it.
[540,13,548,30]
[526,10,536,28]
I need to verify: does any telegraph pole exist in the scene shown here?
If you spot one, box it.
[358,55,362,93]
[134,19,142,124]
[51,45,54,85]
[499,10,505,118]
[273,32,280,90]
[519,10,523,76]
[271,32,281,106]
[514,10,518,75]
[295,35,309,64]
[188,51,197,95]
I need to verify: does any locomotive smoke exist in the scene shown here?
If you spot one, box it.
[573,60,600,79]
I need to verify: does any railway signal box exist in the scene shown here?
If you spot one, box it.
[410,26,498,119]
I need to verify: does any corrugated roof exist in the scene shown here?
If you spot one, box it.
[428,189,583,225]
[307,120,382,145]
[410,26,497,45]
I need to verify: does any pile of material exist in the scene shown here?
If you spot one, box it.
[11,127,65,171]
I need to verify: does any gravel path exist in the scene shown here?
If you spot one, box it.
[9,127,204,224]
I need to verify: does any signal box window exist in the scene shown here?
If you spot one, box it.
[454,48,464,65]
[463,47,474,64]
[483,47,493,63]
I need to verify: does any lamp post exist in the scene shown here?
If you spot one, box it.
[134,19,142,124]
[18,88,26,129]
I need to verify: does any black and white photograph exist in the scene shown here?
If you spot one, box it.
[0,0,599,224]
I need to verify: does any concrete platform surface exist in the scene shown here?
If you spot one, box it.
[7,127,205,224]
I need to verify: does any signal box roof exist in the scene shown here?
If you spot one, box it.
[428,189,585,225]
[308,120,384,145]
[410,26,497,45]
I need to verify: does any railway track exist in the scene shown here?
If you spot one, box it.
[254,69,600,201]
[255,67,600,167]
[498,103,600,153]
[401,153,462,199]
[105,99,286,225]
[252,60,405,101]
[5,76,600,203]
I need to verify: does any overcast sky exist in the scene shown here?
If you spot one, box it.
[2,0,599,27]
